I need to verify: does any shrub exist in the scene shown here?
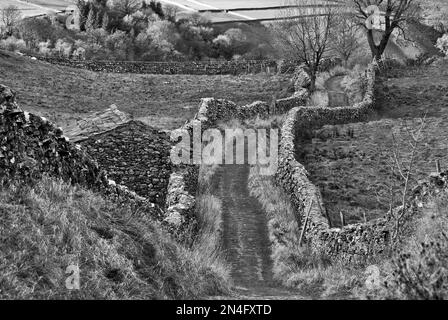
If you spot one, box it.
[390,240,448,299]
[436,34,448,56]
[18,17,60,49]
[38,40,51,56]
[385,193,448,299]
[0,36,26,52]
[54,39,73,58]
[73,47,86,60]
[105,30,132,60]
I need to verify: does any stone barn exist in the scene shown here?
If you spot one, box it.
[66,106,172,205]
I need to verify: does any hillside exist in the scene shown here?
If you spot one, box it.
[0,50,291,130]
[0,176,230,299]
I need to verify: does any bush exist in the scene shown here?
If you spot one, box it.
[384,192,448,299]
[391,240,448,299]
[436,34,448,56]
[54,39,73,58]
[38,40,51,56]
[0,36,26,52]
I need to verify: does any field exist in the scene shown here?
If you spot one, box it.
[161,0,340,22]
[0,0,70,17]
[299,60,448,227]
[0,50,292,130]
[3,0,448,25]
[1,0,337,21]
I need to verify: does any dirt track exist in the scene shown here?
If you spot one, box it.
[213,164,307,299]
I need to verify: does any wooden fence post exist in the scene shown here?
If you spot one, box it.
[299,199,314,247]
[340,211,345,227]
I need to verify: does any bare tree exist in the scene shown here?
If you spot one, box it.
[347,0,420,60]
[0,5,22,37]
[386,116,426,241]
[272,0,336,92]
[330,13,361,65]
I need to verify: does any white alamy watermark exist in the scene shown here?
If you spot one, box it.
[365,5,386,31]
[65,264,80,290]
[171,123,278,176]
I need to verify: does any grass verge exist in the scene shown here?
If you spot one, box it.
[247,165,383,299]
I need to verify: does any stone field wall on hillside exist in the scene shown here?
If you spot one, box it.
[32,55,342,75]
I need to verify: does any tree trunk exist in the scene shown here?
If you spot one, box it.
[367,29,381,60]
[309,71,317,93]
[367,28,394,61]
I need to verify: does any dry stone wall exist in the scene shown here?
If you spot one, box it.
[32,56,342,75]
[34,56,280,75]
[275,63,393,263]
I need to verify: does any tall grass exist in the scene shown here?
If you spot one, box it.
[193,165,230,291]
[247,165,377,299]
[381,192,448,299]
[0,176,230,299]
